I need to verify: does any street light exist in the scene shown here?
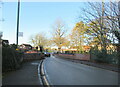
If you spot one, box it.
[118,1,120,30]
[16,0,20,45]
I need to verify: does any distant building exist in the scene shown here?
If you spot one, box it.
[69,46,91,52]
[60,45,91,53]
[19,44,32,50]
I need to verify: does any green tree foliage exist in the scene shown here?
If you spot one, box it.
[70,21,87,52]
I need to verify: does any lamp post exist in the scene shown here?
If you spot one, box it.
[16,0,20,45]
[118,1,120,31]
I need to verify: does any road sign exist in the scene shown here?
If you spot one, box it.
[18,32,23,37]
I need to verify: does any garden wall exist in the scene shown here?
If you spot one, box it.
[75,54,90,60]
[56,53,90,61]
[23,53,44,61]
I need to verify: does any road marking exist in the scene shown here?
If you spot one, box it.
[41,59,52,87]
[38,61,43,85]
[43,60,53,86]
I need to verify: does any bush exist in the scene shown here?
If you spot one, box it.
[95,50,107,63]
[90,49,106,63]
[2,46,23,72]
[90,47,118,64]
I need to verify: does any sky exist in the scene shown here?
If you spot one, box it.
[1,2,88,45]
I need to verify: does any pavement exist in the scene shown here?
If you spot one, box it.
[2,60,42,85]
[43,56,118,85]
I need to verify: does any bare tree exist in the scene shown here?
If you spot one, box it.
[30,33,48,48]
[104,1,120,43]
[79,1,119,50]
[52,19,67,52]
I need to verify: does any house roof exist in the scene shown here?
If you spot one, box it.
[70,45,91,49]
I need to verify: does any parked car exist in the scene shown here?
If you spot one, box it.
[44,52,51,57]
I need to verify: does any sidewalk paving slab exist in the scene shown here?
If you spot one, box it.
[2,60,41,85]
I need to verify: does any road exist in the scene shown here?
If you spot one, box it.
[43,56,118,85]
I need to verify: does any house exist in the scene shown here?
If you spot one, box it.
[60,45,91,53]
[69,45,91,52]
[19,44,32,50]
[83,46,91,52]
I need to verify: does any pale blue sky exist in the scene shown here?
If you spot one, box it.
[1,2,87,45]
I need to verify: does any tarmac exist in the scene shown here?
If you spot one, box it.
[54,55,119,72]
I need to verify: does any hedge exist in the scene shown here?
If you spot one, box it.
[2,46,23,72]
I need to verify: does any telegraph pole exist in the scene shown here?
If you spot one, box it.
[16,0,20,45]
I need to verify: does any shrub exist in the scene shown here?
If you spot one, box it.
[90,47,118,64]
[2,45,23,72]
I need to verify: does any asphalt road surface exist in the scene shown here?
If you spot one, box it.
[43,56,118,85]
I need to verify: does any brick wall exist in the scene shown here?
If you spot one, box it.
[23,53,44,61]
[56,53,90,61]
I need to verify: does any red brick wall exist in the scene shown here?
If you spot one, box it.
[56,54,90,61]
[75,54,90,60]
[58,54,74,59]
[23,53,44,61]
